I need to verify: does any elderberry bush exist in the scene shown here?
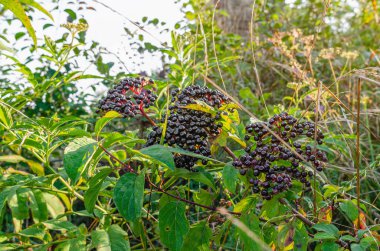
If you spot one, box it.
[97,77,157,118]
[145,85,231,170]
[233,112,328,200]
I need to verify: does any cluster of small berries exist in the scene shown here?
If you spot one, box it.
[97,77,157,117]
[233,112,327,200]
[145,85,231,169]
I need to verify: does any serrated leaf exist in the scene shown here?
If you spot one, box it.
[223,164,238,192]
[159,201,189,251]
[182,220,212,251]
[84,168,112,213]
[113,172,145,221]
[64,137,97,183]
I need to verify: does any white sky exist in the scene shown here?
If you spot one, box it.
[1,0,184,94]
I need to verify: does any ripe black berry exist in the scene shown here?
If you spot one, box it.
[233,112,328,200]
[97,77,157,118]
[145,85,231,170]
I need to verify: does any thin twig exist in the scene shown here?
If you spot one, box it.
[313,82,322,218]
[222,146,238,160]
[140,108,157,126]
[355,78,361,230]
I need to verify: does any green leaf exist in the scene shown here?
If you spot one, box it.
[0,40,13,52]
[19,0,53,20]
[159,201,189,251]
[108,225,131,251]
[0,188,10,224]
[321,241,339,251]
[294,221,308,251]
[351,244,366,251]
[168,168,216,190]
[312,223,339,238]
[29,189,48,223]
[92,229,110,251]
[193,189,214,207]
[43,219,77,231]
[113,172,145,221]
[234,196,256,213]
[19,227,46,240]
[140,145,222,167]
[94,111,122,138]
[7,187,29,221]
[223,164,238,192]
[0,103,13,129]
[85,168,112,213]
[339,200,358,221]
[64,9,77,20]
[64,137,97,183]
[92,226,131,251]
[43,193,66,220]
[313,232,337,240]
[182,220,212,251]
[340,235,357,242]
[261,197,287,219]
[237,213,262,251]
[140,145,175,170]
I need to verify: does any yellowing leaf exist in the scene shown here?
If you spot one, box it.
[284,226,295,251]
[353,212,367,230]
[0,0,36,45]
[228,132,246,147]
[26,160,44,176]
[318,206,332,224]
[182,100,216,115]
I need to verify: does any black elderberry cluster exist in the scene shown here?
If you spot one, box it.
[145,85,231,170]
[233,112,327,200]
[97,77,157,117]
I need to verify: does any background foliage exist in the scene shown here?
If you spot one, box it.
[0,0,379,250]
